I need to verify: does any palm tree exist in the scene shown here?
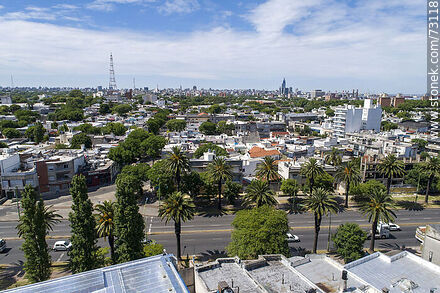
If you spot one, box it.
[335,160,361,208]
[17,205,61,237]
[95,200,116,264]
[377,154,405,195]
[167,146,190,191]
[255,156,280,184]
[244,179,277,207]
[158,192,195,260]
[324,147,342,166]
[304,188,339,253]
[207,157,232,210]
[301,158,324,195]
[360,188,396,253]
[418,156,440,203]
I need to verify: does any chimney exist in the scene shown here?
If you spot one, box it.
[339,270,348,292]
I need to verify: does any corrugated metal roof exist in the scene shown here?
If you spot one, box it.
[4,254,189,293]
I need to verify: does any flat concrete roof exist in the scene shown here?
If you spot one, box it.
[345,252,440,293]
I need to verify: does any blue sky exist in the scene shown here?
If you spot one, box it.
[0,0,427,93]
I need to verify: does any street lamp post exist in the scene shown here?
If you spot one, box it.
[327,212,332,252]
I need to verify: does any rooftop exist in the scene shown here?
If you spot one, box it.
[5,254,189,293]
[344,251,440,293]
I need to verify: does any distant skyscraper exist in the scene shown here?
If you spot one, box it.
[281,78,286,96]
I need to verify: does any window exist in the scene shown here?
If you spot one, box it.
[63,164,69,169]
[49,176,55,182]
[48,166,54,171]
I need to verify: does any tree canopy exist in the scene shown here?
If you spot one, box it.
[332,223,367,263]
[193,143,228,158]
[227,206,290,259]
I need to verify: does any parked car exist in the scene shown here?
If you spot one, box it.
[0,239,6,253]
[286,233,300,242]
[379,221,400,231]
[53,241,72,251]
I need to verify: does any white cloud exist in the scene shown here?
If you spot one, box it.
[0,4,84,22]
[0,5,4,10]
[86,0,154,11]
[158,0,200,15]
[0,0,426,92]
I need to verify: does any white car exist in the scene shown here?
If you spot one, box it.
[286,233,300,242]
[53,241,72,251]
[379,221,401,231]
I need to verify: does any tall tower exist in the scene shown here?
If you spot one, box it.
[281,78,286,95]
[109,53,117,90]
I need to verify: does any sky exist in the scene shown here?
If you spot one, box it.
[0,0,427,93]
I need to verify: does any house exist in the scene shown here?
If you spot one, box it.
[421,224,440,266]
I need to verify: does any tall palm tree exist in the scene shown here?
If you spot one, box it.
[167,146,190,191]
[377,154,405,195]
[95,200,116,264]
[158,192,195,260]
[324,147,342,167]
[301,158,324,195]
[335,160,361,208]
[244,179,277,207]
[17,205,61,237]
[418,156,440,203]
[255,156,280,184]
[360,188,396,252]
[207,157,232,210]
[304,188,339,253]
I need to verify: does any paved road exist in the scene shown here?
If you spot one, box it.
[0,209,439,264]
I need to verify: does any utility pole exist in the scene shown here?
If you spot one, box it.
[327,212,332,252]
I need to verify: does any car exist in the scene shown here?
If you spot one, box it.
[53,241,72,251]
[0,239,6,253]
[379,221,401,231]
[286,233,300,242]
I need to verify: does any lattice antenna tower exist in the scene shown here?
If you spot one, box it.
[109,53,117,90]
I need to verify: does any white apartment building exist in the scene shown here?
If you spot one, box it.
[333,99,382,137]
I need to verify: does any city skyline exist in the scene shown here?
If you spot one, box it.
[0,0,426,92]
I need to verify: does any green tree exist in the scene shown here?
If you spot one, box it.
[301,158,324,195]
[0,142,7,148]
[227,206,289,259]
[99,103,112,115]
[418,156,440,203]
[305,188,339,253]
[69,175,99,273]
[351,180,387,204]
[114,174,145,262]
[280,179,299,197]
[193,143,228,158]
[324,147,342,166]
[25,122,45,143]
[377,154,405,194]
[208,157,232,210]
[303,172,334,193]
[325,108,335,117]
[112,104,132,116]
[95,200,116,264]
[17,186,58,283]
[216,121,234,135]
[255,156,280,184]
[102,122,127,136]
[181,171,204,198]
[244,179,277,207]
[167,146,190,191]
[158,191,195,260]
[223,180,242,205]
[143,242,165,257]
[71,133,92,149]
[332,223,367,263]
[199,121,217,135]
[166,119,187,132]
[140,135,166,162]
[146,118,160,135]
[336,160,361,208]
[2,128,21,138]
[148,160,175,199]
[360,188,396,253]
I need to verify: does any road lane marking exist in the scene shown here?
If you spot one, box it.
[56,252,65,262]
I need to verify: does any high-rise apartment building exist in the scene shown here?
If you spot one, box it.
[332,99,382,137]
